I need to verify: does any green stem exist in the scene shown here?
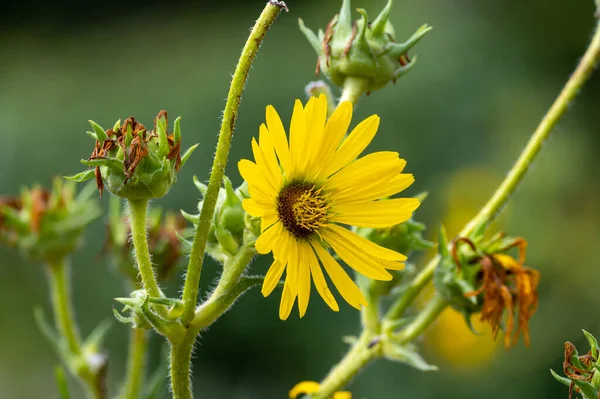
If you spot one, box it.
[179,0,287,325]
[386,19,600,323]
[128,198,162,298]
[47,259,105,399]
[311,331,379,399]
[394,294,447,344]
[117,328,149,399]
[170,329,199,399]
[47,258,81,354]
[360,288,381,334]
[191,244,258,329]
[339,77,369,105]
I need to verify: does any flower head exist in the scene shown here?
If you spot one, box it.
[0,178,100,262]
[68,111,197,200]
[239,94,419,319]
[299,0,431,93]
[289,381,351,399]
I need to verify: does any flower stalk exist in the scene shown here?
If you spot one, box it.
[117,328,149,399]
[180,0,288,326]
[128,199,163,299]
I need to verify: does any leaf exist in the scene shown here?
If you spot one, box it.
[572,379,598,399]
[89,120,108,143]
[550,369,571,387]
[55,365,71,399]
[33,307,64,356]
[385,343,438,372]
[180,144,199,168]
[83,319,112,352]
[81,158,123,173]
[64,170,95,183]
[583,330,599,358]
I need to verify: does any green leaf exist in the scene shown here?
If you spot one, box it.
[180,144,199,169]
[173,117,182,143]
[550,369,571,387]
[573,379,598,399]
[583,330,599,358]
[81,158,123,173]
[112,307,133,326]
[55,365,71,399]
[384,343,438,372]
[64,170,95,183]
[89,120,108,143]
[33,307,63,356]
[192,175,207,196]
[85,131,97,141]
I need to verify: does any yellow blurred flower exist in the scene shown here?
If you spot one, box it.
[289,381,351,399]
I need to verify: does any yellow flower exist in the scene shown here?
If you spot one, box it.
[289,381,351,399]
[239,94,419,319]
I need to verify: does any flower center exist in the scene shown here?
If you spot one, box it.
[277,183,330,239]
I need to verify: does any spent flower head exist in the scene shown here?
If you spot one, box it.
[299,0,431,94]
[552,331,600,399]
[435,229,540,349]
[68,110,198,200]
[239,94,419,319]
[0,178,100,262]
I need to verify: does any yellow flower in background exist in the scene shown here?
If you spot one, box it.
[424,167,503,367]
[239,94,419,319]
[289,381,351,399]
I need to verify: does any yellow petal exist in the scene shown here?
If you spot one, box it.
[319,114,380,178]
[241,198,269,217]
[326,224,407,261]
[255,221,283,254]
[324,151,405,192]
[272,229,294,263]
[297,242,312,318]
[279,278,297,321]
[321,228,393,281]
[258,123,283,189]
[331,198,420,228]
[262,258,286,297]
[288,99,306,178]
[266,105,292,176]
[302,94,328,177]
[289,381,320,398]
[251,138,281,194]
[261,210,279,232]
[312,101,353,180]
[311,242,367,310]
[305,243,339,311]
[333,174,415,204]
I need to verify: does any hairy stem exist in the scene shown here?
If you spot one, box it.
[128,199,162,298]
[311,332,379,399]
[386,18,600,322]
[170,329,199,399]
[117,328,149,399]
[180,0,287,325]
[47,259,105,399]
[47,258,81,355]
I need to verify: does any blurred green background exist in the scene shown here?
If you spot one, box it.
[1,0,600,398]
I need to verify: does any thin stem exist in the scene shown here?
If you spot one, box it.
[394,294,447,344]
[117,328,149,399]
[180,0,287,325]
[128,198,162,298]
[46,259,105,399]
[47,258,81,354]
[386,19,600,323]
[360,288,381,334]
[339,77,369,105]
[211,244,257,299]
[311,331,379,399]
[170,329,199,399]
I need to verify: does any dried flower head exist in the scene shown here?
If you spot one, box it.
[67,110,197,200]
[0,178,100,262]
[461,237,540,348]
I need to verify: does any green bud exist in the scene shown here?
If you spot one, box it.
[299,0,432,94]
[67,110,198,200]
[182,176,247,262]
[0,178,100,262]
